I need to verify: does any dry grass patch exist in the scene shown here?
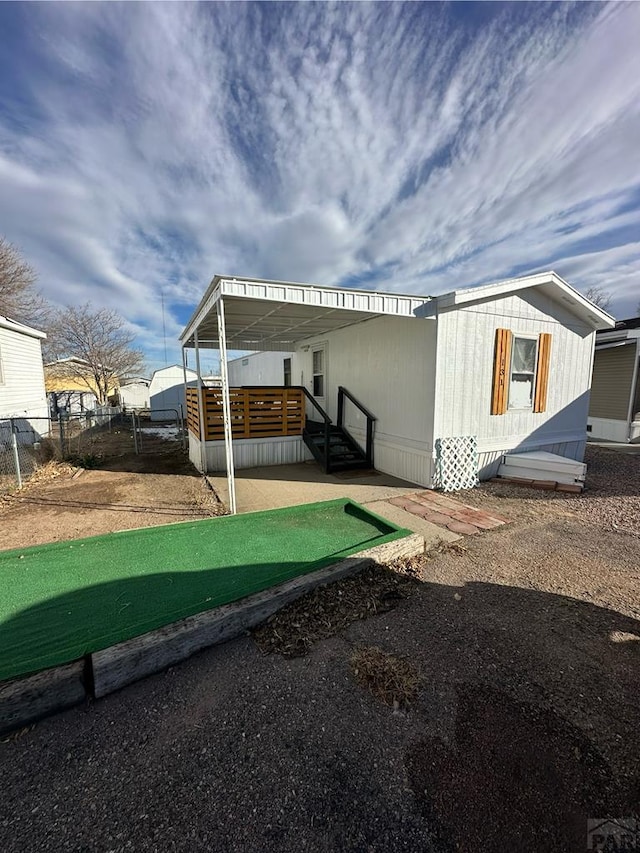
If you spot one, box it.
[385,553,430,579]
[351,645,421,710]
[252,564,416,657]
[0,460,76,501]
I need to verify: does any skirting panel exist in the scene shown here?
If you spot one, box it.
[190,433,313,473]
[348,427,433,487]
[587,417,630,443]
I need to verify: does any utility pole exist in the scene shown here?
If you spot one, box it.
[161,289,168,366]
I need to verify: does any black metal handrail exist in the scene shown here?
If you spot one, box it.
[337,386,376,423]
[337,386,376,468]
[298,386,331,424]
[299,386,332,473]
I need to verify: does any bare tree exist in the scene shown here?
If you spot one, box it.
[584,286,613,313]
[0,236,50,327]
[45,303,145,405]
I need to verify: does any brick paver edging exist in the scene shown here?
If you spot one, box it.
[388,491,509,536]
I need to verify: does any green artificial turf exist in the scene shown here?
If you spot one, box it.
[0,498,409,682]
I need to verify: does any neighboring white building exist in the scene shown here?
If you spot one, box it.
[119,378,151,410]
[0,315,49,437]
[48,390,98,416]
[228,351,294,387]
[588,317,640,443]
[149,365,197,421]
[180,272,614,486]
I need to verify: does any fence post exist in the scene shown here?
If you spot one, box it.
[137,412,143,452]
[10,419,22,489]
[180,404,186,449]
[131,413,138,454]
[58,413,65,459]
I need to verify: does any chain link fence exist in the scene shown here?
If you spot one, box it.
[127,407,187,455]
[0,407,122,491]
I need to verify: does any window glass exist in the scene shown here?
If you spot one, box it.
[312,349,324,397]
[509,337,537,409]
[283,357,291,387]
[512,338,536,373]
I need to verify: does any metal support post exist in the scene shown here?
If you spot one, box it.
[10,419,22,489]
[216,298,237,514]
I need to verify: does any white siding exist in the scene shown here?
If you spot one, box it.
[120,382,150,410]
[227,351,293,386]
[0,324,49,435]
[292,315,436,486]
[149,366,197,420]
[434,288,595,478]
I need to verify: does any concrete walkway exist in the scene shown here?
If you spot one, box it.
[208,462,461,549]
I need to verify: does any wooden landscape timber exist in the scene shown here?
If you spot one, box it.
[91,533,424,698]
[0,532,424,733]
[0,660,86,737]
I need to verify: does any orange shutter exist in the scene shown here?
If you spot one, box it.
[491,328,512,415]
[533,333,552,413]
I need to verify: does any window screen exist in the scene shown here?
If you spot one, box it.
[509,337,537,409]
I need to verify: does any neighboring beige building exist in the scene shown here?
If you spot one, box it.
[588,317,640,443]
[44,357,119,408]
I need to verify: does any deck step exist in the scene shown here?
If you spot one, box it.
[303,422,368,473]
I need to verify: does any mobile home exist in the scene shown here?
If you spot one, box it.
[180,272,613,507]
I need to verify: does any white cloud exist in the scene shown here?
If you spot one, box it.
[0,0,638,372]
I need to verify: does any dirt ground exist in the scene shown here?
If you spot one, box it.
[0,445,638,852]
[0,420,223,550]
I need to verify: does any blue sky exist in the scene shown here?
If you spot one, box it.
[0,1,639,373]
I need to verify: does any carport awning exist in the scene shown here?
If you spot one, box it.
[180,276,434,350]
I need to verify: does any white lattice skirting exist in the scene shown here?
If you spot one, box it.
[434,436,479,492]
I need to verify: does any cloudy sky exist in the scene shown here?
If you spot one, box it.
[0,1,638,372]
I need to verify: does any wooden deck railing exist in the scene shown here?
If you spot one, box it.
[186,386,305,441]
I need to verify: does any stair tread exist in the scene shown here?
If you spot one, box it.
[303,420,369,472]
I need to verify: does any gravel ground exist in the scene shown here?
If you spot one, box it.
[0,447,638,852]
[461,445,640,533]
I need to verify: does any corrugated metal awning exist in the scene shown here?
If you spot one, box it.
[180,276,434,350]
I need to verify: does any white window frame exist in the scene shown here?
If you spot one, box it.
[283,357,292,387]
[312,346,326,400]
[0,345,4,386]
[508,334,538,411]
